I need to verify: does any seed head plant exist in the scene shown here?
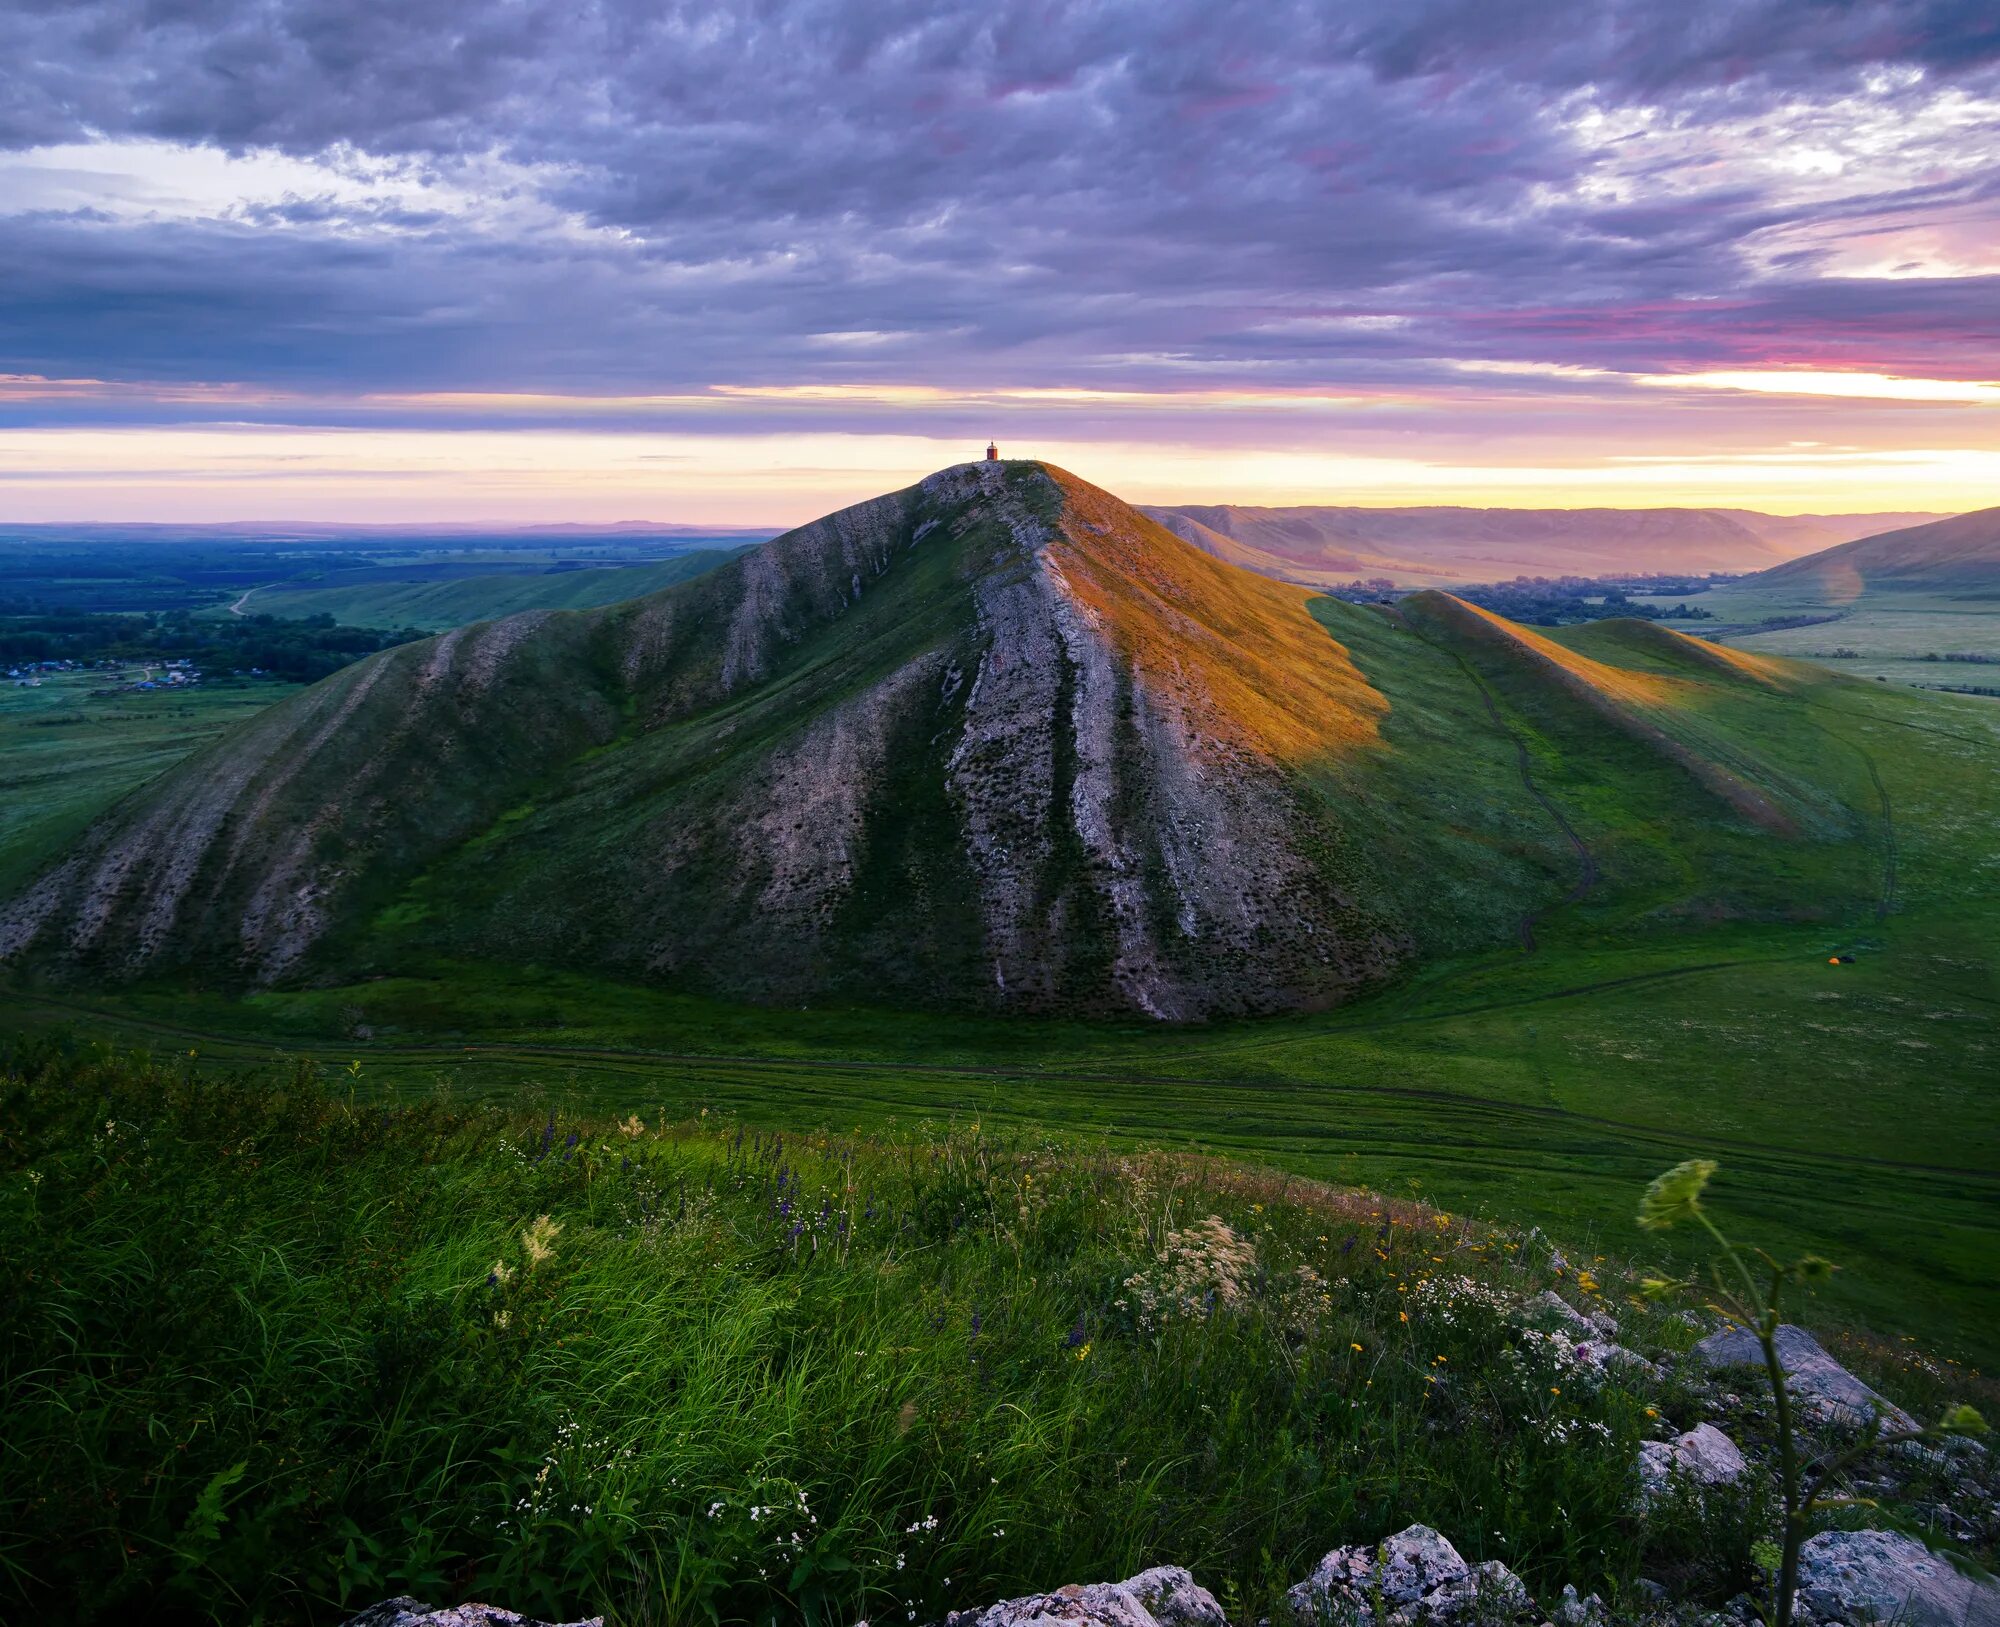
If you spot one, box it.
[1636,1159,1988,1627]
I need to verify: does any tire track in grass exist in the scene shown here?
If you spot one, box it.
[9,982,1994,1182]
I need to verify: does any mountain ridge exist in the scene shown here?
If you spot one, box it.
[1143,503,1945,588]
[1747,505,2000,597]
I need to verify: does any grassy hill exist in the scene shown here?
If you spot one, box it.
[237,548,747,631]
[1755,507,2000,596]
[0,460,1923,1020]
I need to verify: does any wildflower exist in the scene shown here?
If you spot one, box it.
[488,1260,516,1288]
[1550,1386,1561,1395]
[1637,1159,1718,1231]
[1399,1311,1409,1323]
[1064,1313,1088,1349]
[707,1502,724,1518]
[619,1114,645,1138]
[1075,1342,1092,1361]
[522,1214,563,1269]
[1350,1342,1363,1353]
[1644,1407,1659,1418]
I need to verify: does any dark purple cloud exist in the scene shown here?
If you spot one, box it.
[1,0,1997,407]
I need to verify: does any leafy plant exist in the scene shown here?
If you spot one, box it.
[1636,1159,1989,1627]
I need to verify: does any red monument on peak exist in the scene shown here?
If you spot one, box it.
[985,441,999,461]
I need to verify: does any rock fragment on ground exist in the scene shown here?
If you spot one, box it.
[1637,1422,1747,1504]
[1524,1290,1617,1340]
[341,1601,602,1627]
[1795,1528,2000,1627]
[1286,1524,1530,1625]
[1692,1325,1916,1432]
[943,1564,1227,1627]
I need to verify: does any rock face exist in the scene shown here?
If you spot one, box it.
[1636,1423,1747,1504]
[1795,1529,2000,1627]
[1286,1524,1530,1625]
[340,1600,602,1627]
[942,1563,1228,1627]
[1692,1325,1917,1432]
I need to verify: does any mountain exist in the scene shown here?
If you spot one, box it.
[0,462,1893,1020]
[1748,506,2000,597]
[1143,504,1944,588]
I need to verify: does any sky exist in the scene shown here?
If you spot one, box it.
[3,0,1999,524]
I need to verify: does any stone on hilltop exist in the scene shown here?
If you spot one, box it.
[943,1564,1228,1627]
[1795,1529,2000,1627]
[340,1601,602,1627]
[1286,1524,1531,1625]
[1692,1325,1916,1432]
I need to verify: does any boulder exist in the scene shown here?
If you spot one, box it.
[1692,1325,1916,1432]
[1286,1524,1531,1625]
[1524,1291,1617,1341]
[1551,1586,1607,1627]
[1637,1423,1747,1504]
[944,1565,1228,1627]
[340,1602,602,1627]
[1795,1528,2000,1627]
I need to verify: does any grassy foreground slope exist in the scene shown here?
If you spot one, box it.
[8,1043,1991,1626]
[241,549,747,631]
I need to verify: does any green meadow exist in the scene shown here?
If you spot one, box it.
[0,671,298,897]
[1631,580,2000,689]
[236,550,746,632]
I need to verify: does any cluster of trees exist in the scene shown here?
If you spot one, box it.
[1453,575,1719,627]
[0,608,428,684]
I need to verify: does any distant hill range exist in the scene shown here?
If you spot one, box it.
[1745,506,2000,598]
[1143,504,1943,588]
[0,462,1935,1020]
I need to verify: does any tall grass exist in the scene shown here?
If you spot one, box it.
[3,1040,1710,1625]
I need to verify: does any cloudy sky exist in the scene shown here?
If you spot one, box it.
[3,0,1999,522]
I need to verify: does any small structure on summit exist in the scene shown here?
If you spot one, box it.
[985,441,999,461]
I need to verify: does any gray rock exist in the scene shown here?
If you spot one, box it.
[340,1602,602,1627]
[1286,1525,1530,1625]
[1692,1325,1917,1433]
[1796,1528,2000,1627]
[945,1565,1228,1627]
[1551,1587,1606,1627]
[1637,1423,1748,1504]
[1523,1290,1618,1341]
[1525,1291,1597,1337]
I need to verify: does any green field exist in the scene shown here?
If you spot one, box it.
[0,671,299,896]
[1631,581,2000,690]
[236,549,746,631]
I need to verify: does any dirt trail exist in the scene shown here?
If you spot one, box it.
[227,585,266,616]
